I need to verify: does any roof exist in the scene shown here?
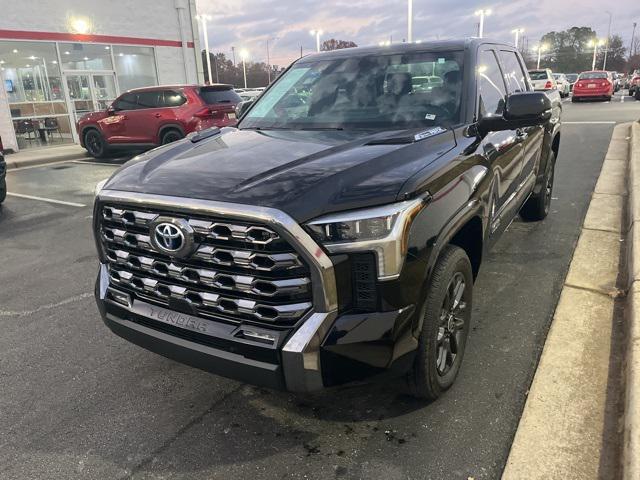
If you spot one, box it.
[123,83,233,93]
[296,38,511,63]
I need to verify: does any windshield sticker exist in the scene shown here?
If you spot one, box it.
[438,58,446,64]
[249,67,310,118]
[425,113,437,120]
[414,126,447,141]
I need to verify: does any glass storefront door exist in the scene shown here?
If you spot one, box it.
[65,73,117,123]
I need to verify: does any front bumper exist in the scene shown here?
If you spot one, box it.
[96,263,416,391]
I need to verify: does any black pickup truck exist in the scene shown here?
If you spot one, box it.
[93,39,561,399]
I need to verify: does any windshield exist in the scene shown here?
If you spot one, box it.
[240,50,464,130]
[529,71,548,80]
[566,74,578,82]
[579,72,607,80]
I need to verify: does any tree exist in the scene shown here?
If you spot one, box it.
[537,27,597,72]
[201,51,276,88]
[320,39,357,51]
[596,35,627,71]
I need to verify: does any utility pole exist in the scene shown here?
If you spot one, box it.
[266,39,271,84]
[630,22,638,59]
[407,0,413,43]
[231,46,236,66]
[603,11,612,70]
[196,14,213,85]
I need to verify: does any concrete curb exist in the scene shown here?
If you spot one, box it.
[623,121,640,480]
[503,123,631,480]
[4,146,89,171]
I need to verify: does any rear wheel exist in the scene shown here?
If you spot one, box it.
[571,96,579,103]
[0,177,6,204]
[520,151,556,221]
[160,129,183,145]
[407,245,473,400]
[84,130,108,158]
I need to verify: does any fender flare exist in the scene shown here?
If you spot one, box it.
[157,124,185,143]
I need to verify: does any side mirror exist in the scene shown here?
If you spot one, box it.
[107,106,116,116]
[236,100,254,118]
[478,92,552,134]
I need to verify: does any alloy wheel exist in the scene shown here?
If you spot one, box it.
[436,272,467,376]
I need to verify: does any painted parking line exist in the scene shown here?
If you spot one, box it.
[6,160,76,173]
[6,192,86,208]
[563,121,617,125]
[70,160,123,166]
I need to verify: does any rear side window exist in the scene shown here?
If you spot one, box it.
[161,90,187,107]
[113,93,138,111]
[499,50,528,93]
[477,50,507,117]
[136,91,161,109]
[199,87,242,105]
[579,72,607,80]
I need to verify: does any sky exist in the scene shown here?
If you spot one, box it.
[195,0,640,67]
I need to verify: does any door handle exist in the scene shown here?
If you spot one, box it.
[515,129,528,142]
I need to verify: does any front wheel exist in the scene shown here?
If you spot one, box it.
[520,151,556,221]
[407,245,473,400]
[0,177,6,204]
[160,129,184,145]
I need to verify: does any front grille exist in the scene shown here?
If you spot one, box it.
[99,204,313,327]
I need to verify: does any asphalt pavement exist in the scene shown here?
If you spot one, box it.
[1,92,638,480]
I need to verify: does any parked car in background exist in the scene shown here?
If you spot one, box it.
[611,72,621,92]
[566,73,579,91]
[77,84,242,158]
[0,152,5,204]
[629,72,640,96]
[552,73,571,97]
[528,69,557,91]
[412,75,444,92]
[572,71,614,102]
[238,89,263,102]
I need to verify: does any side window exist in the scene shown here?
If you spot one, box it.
[113,93,138,111]
[136,91,161,109]
[477,50,507,117]
[499,50,528,93]
[161,90,187,107]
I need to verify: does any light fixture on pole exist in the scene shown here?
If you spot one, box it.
[266,36,280,85]
[603,11,613,70]
[379,40,391,46]
[240,49,249,88]
[535,43,548,69]
[196,14,213,85]
[511,28,524,48]
[309,29,323,52]
[475,9,491,38]
[407,0,413,43]
[588,38,605,70]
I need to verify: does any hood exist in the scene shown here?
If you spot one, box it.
[103,127,456,222]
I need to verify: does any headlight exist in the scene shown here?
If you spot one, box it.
[306,198,426,280]
[94,179,108,196]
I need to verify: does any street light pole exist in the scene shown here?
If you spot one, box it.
[196,14,213,85]
[240,50,248,88]
[590,39,603,70]
[407,0,413,43]
[537,45,543,69]
[512,28,524,49]
[309,30,322,52]
[603,11,613,70]
[266,38,271,84]
[475,9,491,38]
[630,22,638,59]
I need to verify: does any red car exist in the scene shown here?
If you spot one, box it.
[571,71,614,102]
[77,84,241,158]
[629,73,640,97]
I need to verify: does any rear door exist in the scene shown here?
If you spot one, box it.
[499,49,544,193]
[477,48,524,243]
[122,91,163,144]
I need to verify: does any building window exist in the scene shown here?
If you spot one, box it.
[113,46,158,91]
[0,40,72,149]
[59,42,113,71]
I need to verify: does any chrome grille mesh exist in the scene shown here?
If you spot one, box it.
[100,204,312,326]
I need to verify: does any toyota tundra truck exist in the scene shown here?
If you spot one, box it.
[93,39,561,399]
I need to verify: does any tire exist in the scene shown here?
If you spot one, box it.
[571,96,579,103]
[160,129,183,145]
[407,245,473,400]
[0,178,6,204]
[635,90,640,101]
[520,151,556,221]
[83,129,108,159]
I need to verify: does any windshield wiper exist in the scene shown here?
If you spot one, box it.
[298,127,344,131]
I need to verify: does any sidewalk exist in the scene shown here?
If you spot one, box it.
[3,144,89,170]
[503,124,631,479]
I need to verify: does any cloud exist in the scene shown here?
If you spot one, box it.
[195,0,640,67]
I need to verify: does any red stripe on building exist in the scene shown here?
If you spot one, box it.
[0,29,194,48]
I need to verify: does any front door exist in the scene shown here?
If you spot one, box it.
[477,49,524,245]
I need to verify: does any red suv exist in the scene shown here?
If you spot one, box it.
[77,84,241,158]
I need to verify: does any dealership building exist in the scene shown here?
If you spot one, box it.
[0,0,204,152]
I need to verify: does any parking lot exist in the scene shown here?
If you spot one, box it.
[1,93,639,480]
